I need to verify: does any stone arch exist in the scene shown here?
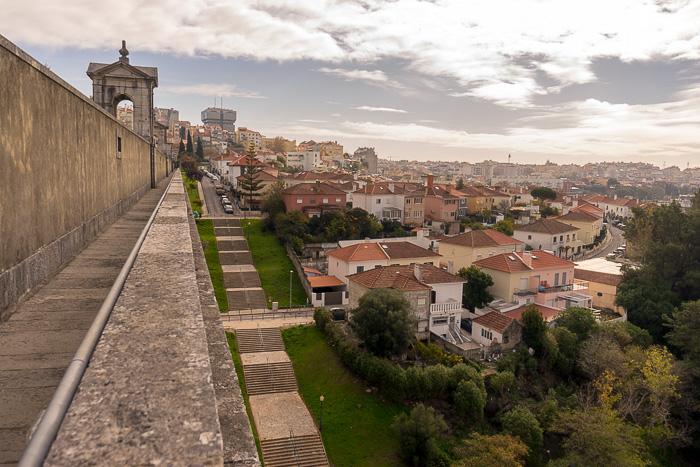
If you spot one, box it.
[86,41,158,142]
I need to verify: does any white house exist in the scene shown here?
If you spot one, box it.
[351,182,406,223]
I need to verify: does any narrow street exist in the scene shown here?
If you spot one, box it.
[591,224,625,259]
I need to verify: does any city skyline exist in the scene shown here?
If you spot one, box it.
[3,0,700,168]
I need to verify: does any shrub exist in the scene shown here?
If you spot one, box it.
[489,370,515,397]
[314,307,333,331]
[406,365,431,400]
[393,404,448,466]
[454,379,486,421]
[425,364,451,399]
[501,407,543,465]
[381,364,407,402]
[449,363,484,392]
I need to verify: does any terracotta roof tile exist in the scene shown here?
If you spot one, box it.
[474,250,574,273]
[515,219,579,234]
[281,182,346,195]
[472,311,516,333]
[554,211,600,223]
[327,241,439,262]
[347,264,463,290]
[574,268,622,286]
[308,276,345,287]
[505,304,561,322]
[440,230,522,248]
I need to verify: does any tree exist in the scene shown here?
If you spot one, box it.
[520,305,548,355]
[554,307,598,342]
[345,208,382,239]
[178,154,200,181]
[456,266,494,311]
[351,288,416,358]
[453,433,528,467]
[178,140,186,154]
[260,181,286,230]
[186,129,194,154]
[606,177,619,188]
[238,143,264,213]
[490,370,515,397]
[392,404,447,466]
[691,189,700,211]
[493,220,514,236]
[454,379,486,421]
[269,136,287,154]
[195,136,204,160]
[530,186,557,202]
[665,300,700,378]
[501,407,543,466]
[276,154,287,167]
[456,178,465,190]
[549,409,649,467]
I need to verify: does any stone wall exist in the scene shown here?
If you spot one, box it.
[0,35,171,319]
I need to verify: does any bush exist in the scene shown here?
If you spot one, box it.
[454,379,486,421]
[393,404,448,466]
[406,365,431,400]
[425,365,451,398]
[501,407,543,465]
[448,363,484,392]
[489,370,515,397]
[314,307,333,331]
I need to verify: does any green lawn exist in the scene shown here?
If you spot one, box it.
[282,326,407,467]
[182,172,203,216]
[242,219,308,307]
[225,332,264,463]
[195,219,228,311]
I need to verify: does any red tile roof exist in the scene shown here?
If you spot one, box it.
[474,250,575,273]
[281,182,346,195]
[574,268,622,286]
[505,304,561,322]
[515,219,579,234]
[472,311,516,333]
[440,230,522,248]
[352,183,407,195]
[347,263,463,290]
[308,276,345,288]
[327,241,439,262]
[554,211,600,223]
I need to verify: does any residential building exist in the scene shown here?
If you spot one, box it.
[308,275,348,308]
[285,150,321,172]
[404,175,460,232]
[580,195,644,219]
[236,169,280,210]
[473,250,593,310]
[262,136,297,153]
[471,311,523,350]
[347,263,465,338]
[236,127,262,149]
[327,240,441,284]
[513,219,582,259]
[354,147,378,173]
[281,181,347,218]
[553,211,603,246]
[226,154,267,189]
[298,140,320,151]
[319,141,343,160]
[505,303,562,323]
[351,183,406,223]
[438,230,523,271]
[574,258,625,316]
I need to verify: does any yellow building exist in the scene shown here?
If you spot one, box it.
[438,230,523,271]
[319,141,343,161]
[458,186,488,214]
[553,211,603,246]
[262,136,297,153]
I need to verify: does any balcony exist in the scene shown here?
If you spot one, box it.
[539,279,589,294]
[430,300,463,313]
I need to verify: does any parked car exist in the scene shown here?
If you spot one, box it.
[223,204,233,214]
[221,197,229,205]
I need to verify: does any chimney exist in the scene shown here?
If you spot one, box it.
[414,263,423,282]
[521,252,532,268]
[613,194,618,200]
[388,182,395,192]
[316,180,321,192]
[427,174,434,188]
[364,237,370,243]
[448,261,454,274]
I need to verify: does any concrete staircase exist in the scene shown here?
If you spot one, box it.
[235,328,285,353]
[220,250,254,265]
[226,289,267,311]
[212,218,241,228]
[214,226,243,237]
[223,269,262,288]
[260,434,329,467]
[243,362,298,395]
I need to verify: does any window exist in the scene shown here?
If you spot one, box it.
[560,235,564,241]
[572,233,576,240]
[406,199,411,204]
[528,235,532,240]
[414,211,422,218]
[376,199,381,204]
[553,236,557,243]
[356,266,364,273]
[405,211,411,218]
[554,273,560,286]
[310,197,316,204]
[296,198,303,204]
[418,297,426,305]
[562,272,567,284]
[335,197,341,202]
[323,198,329,203]
[566,234,570,241]
[414,197,423,204]
[375,264,382,269]
[504,336,509,344]
[450,212,455,217]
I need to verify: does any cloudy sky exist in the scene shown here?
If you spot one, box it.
[2,0,700,167]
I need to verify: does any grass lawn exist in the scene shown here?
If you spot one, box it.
[225,332,264,462]
[242,219,308,307]
[182,172,203,216]
[282,325,407,467]
[195,219,228,311]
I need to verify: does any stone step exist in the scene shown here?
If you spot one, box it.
[219,251,253,265]
[260,434,328,467]
[226,288,267,311]
[214,226,243,237]
[212,218,241,228]
[235,328,285,353]
[223,271,262,289]
[216,238,249,252]
[243,362,298,395]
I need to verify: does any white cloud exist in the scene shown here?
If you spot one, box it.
[163,83,266,99]
[354,106,407,113]
[7,0,699,109]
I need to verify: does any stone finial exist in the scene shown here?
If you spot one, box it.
[119,40,129,64]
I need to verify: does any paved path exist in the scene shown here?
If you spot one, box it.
[0,178,170,466]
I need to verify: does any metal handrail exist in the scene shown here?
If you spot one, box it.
[18,175,174,467]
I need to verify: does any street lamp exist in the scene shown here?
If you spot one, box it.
[289,270,293,312]
[319,395,324,431]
